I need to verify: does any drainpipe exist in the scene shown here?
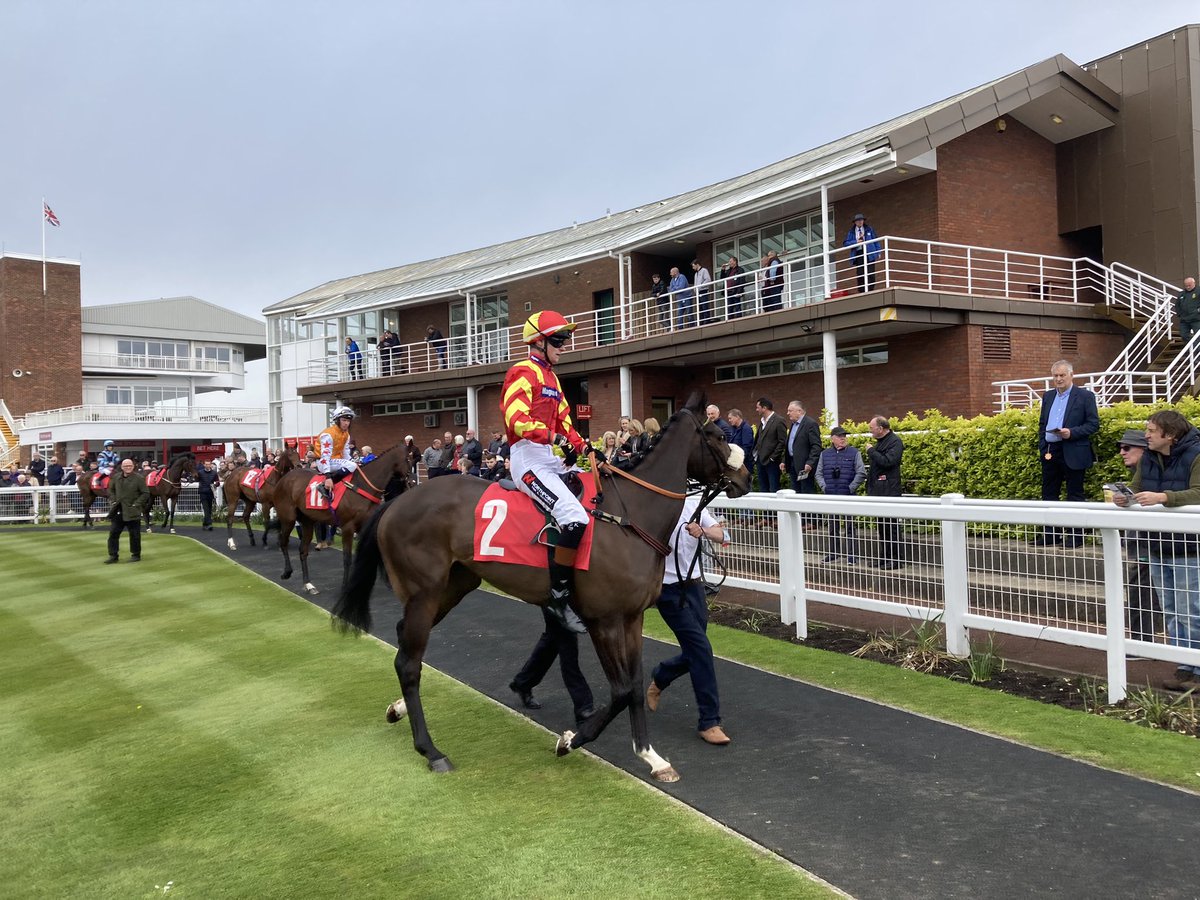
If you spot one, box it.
[822,330,839,425]
[620,365,632,417]
[820,183,832,299]
[466,386,478,432]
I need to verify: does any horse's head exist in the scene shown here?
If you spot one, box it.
[277,447,301,473]
[676,394,752,498]
[172,452,197,477]
[364,444,411,500]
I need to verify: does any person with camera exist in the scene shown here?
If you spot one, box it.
[816,427,867,563]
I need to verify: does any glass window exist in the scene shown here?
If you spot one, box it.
[784,219,808,255]
[737,235,759,269]
[761,224,785,260]
[836,349,860,368]
[861,345,889,365]
[759,360,781,376]
[714,240,736,268]
[736,363,758,380]
[782,357,805,374]
[715,366,736,382]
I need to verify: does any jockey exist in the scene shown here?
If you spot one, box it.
[313,406,359,499]
[97,440,119,477]
[502,310,602,634]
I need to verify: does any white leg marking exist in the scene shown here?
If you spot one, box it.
[227,538,237,550]
[636,744,672,775]
[385,698,407,723]
[304,582,319,595]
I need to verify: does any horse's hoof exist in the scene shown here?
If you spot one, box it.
[305,583,319,595]
[428,757,454,774]
[226,539,237,551]
[169,528,176,535]
[555,730,576,757]
[280,571,292,580]
[385,699,407,723]
[652,766,681,783]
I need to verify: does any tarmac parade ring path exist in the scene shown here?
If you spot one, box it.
[183,525,1200,899]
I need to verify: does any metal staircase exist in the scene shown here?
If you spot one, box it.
[0,400,19,467]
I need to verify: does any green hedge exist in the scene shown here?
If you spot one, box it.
[825,397,1200,500]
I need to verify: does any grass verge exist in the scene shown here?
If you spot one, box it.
[0,531,828,899]
[643,611,1200,792]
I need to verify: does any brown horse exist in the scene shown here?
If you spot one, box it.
[222,448,301,550]
[274,445,411,594]
[331,394,751,781]
[78,452,197,532]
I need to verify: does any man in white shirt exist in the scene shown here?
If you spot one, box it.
[645,496,731,745]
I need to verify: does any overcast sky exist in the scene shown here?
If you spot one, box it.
[3,2,1196,405]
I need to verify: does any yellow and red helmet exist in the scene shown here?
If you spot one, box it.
[522,310,577,345]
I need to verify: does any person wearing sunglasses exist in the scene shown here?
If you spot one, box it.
[502,310,602,634]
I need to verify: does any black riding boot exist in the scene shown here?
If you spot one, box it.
[547,561,587,634]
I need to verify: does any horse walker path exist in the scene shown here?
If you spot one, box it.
[190,527,1200,900]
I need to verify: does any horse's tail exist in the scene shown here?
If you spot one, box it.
[330,501,386,635]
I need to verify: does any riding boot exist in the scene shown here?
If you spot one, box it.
[547,561,587,634]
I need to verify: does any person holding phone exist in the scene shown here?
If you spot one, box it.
[1034,360,1099,547]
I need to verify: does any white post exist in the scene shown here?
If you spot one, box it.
[619,365,632,417]
[41,197,47,296]
[820,184,831,299]
[1102,528,1128,703]
[466,386,479,434]
[616,252,627,340]
[940,494,970,656]
[822,330,839,426]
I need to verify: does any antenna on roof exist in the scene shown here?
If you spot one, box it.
[605,208,611,218]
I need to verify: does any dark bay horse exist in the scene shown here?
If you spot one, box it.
[274,445,411,594]
[79,452,197,532]
[223,448,301,550]
[331,394,751,781]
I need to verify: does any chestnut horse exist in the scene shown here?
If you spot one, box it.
[273,444,411,594]
[331,394,750,782]
[222,447,301,550]
[78,452,197,532]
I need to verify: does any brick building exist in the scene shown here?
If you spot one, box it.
[265,26,1199,452]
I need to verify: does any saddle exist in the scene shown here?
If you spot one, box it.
[304,474,348,512]
[472,475,596,570]
[90,474,110,491]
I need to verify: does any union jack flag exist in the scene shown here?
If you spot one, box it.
[43,202,60,227]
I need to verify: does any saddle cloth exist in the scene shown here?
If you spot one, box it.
[303,474,349,512]
[472,479,596,570]
[90,474,110,491]
[146,468,165,489]
[240,464,276,492]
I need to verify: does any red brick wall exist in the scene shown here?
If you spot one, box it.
[0,257,83,418]
[832,172,939,246]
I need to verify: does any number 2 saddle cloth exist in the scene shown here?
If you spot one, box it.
[472,476,597,569]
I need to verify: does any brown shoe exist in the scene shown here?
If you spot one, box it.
[646,681,662,712]
[698,725,731,745]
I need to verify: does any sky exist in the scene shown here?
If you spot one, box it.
[3,2,1197,406]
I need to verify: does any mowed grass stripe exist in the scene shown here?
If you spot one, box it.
[1,531,829,899]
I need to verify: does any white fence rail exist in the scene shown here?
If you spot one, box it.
[707,490,1200,704]
[19,405,268,428]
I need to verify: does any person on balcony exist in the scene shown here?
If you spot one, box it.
[1175,276,1199,343]
[378,329,401,376]
[1113,410,1200,692]
[668,267,692,329]
[843,213,880,293]
[344,337,364,380]
[650,273,669,331]
[1034,360,1098,548]
[692,259,713,325]
[760,249,785,311]
[425,325,448,369]
[719,256,745,318]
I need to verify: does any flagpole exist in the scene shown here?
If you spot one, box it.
[41,197,47,296]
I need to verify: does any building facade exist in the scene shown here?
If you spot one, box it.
[264,27,1199,453]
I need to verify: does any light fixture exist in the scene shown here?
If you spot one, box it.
[897,166,908,175]
[995,118,1007,133]
[673,238,686,245]
[800,323,813,334]
[1050,114,1063,125]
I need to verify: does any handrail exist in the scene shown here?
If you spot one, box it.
[80,351,236,374]
[18,405,268,428]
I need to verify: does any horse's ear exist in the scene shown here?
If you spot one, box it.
[684,391,706,414]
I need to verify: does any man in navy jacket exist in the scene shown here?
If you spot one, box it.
[1035,359,1099,547]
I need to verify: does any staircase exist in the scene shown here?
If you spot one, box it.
[0,400,19,467]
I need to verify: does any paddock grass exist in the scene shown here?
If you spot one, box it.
[0,531,828,899]
[643,613,1200,792]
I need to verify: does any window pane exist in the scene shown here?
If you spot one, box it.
[736,363,757,380]
[714,240,735,267]
[782,357,805,374]
[759,360,781,376]
[784,219,808,254]
[837,350,859,368]
[715,366,736,382]
[761,225,784,259]
[861,345,889,364]
[450,302,466,324]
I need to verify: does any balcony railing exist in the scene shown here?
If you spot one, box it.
[81,351,236,374]
[301,236,1168,388]
[19,405,267,428]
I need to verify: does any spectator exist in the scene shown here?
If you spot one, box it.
[599,431,619,459]
[487,428,505,455]
[719,256,745,318]
[842,212,881,293]
[646,495,731,745]
[1035,359,1099,547]
[455,456,480,477]
[423,439,446,478]
[508,610,596,726]
[752,397,788,492]
[403,436,421,482]
[62,462,81,487]
[345,337,364,380]
[105,458,150,563]
[616,416,632,451]
[482,451,506,482]
[705,404,734,443]
[359,445,376,464]
[196,459,218,531]
[29,452,46,485]
[1114,410,1200,691]
[1176,276,1200,343]
[726,408,755,459]
[425,325,448,369]
[783,400,821,494]
[1114,430,1162,643]
[643,417,661,447]
[45,455,64,487]
[866,415,905,569]
[761,249,784,311]
[650,273,669,331]
[816,426,867,563]
[624,419,647,457]
[378,329,401,376]
[249,448,263,468]
[462,429,483,471]
[692,259,713,325]
[668,266,692,330]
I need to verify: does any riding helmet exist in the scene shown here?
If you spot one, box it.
[522,310,577,345]
[331,405,355,422]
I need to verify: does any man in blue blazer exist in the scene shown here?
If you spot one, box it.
[1035,360,1099,547]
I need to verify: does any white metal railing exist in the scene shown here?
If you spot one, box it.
[19,405,268,428]
[80,351,236,374]
[0,483,249,525]
[708,490,1200,704]
[0,399,18,467]
[306,236,1162,388]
